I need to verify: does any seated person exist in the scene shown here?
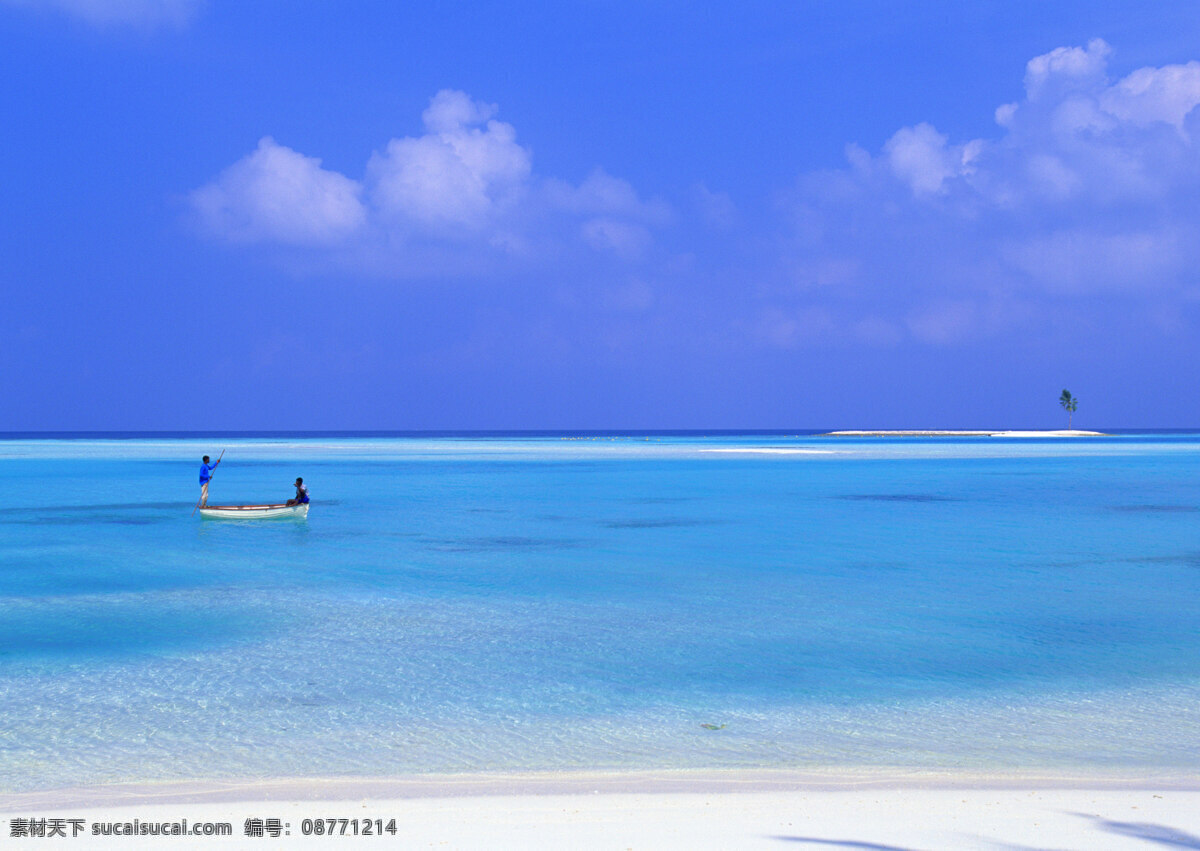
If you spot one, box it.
[287,477,310,506]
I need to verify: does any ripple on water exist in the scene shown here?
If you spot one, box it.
[420,535,584,552]
[1109,504,1200,513]
[836,494,961,503]
[602,518,720,528]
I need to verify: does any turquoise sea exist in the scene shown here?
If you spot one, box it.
[1,433,1198,791]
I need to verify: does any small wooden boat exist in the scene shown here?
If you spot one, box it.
[198,503,310,520]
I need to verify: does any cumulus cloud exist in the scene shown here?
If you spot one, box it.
[883,123,981,195]
[1,0,199,27]
[190,138,366,245]
[547,169,670,223]
[366,90,531,231]
[866,38,1200,210]
[190,90,669,272]
[767,39,1200,348]
[1023,38,1111,103]
[1101,62,1200,129]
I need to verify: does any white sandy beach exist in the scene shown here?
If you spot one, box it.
[3,772,1198,849]
[824,430,1106,437]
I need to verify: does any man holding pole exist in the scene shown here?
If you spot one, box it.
[198,454,222,507]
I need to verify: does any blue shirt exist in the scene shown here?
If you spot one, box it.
[199,463,215,485]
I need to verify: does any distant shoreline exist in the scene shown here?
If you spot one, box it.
[0,428,1138,439]
[825,429,1106,437]
[3,767,1195,808]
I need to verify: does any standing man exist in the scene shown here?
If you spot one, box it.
[199,455,221,507]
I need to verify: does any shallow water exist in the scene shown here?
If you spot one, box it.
[1,434,1198,790]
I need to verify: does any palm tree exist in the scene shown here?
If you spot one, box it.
[1059,389,1078,430]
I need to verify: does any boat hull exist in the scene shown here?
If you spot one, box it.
[198,503,310,520]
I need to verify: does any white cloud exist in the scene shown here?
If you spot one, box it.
[883,122,979,195]
[1023,38,1111,103]
[1100,62,1200,129]
[190,137,366,245]
[421,89,498,133]
[545,169,671,224]
[191,90,668,270]
[1002,229,1184,294]
[769,40,1200,348]
[366,91,531,231]
[2,0,199,27]
[1024,153,1080,201]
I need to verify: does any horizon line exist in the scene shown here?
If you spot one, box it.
[0,427,1188,438]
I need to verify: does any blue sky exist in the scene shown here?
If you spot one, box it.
[4,1,1200,430]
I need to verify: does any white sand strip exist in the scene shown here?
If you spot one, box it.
[990,430,1106,437]
[2,774,1197,850]
[825,430,1106,437]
